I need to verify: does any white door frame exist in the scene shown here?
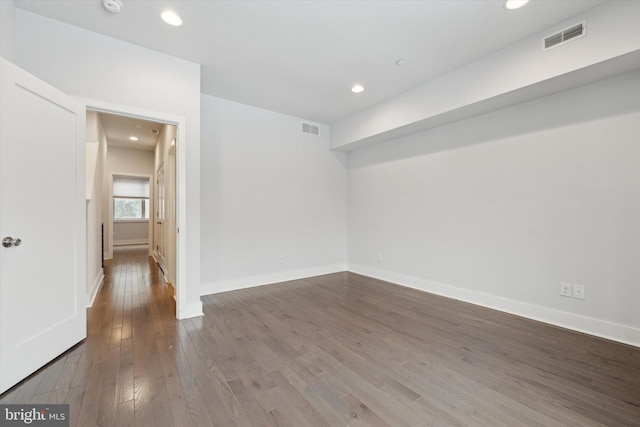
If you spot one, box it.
[82,98,187,319]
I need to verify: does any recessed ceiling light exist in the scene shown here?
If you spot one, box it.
[129,136,139,141]
[505,0,529,10]
[396,59,407,66]
[161,10,183,26]
[351,84,364,93]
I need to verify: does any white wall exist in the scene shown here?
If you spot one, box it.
[113,221,148,245]
[104,147,154,257]
[348,71,640,346]
[155,125,176,174]
[0,0,15,61]
[15,9,203,318]
[85,110,107,306]
[200,95,348,294]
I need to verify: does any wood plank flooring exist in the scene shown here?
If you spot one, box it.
[1,245,639,426]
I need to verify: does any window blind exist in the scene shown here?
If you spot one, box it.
[113,177,149,198]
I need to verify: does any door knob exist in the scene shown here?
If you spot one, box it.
[2,237,22,248]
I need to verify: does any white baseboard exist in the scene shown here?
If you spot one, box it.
[113,239,148,246]
[87,270,104,307]
[177,300,203,320]
[201,263,348,296]
[348,264,640,348]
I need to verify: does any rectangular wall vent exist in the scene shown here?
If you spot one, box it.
[302,122,319,135]
[543,21,586,51]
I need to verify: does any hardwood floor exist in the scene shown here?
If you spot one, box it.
[1,246,639,426]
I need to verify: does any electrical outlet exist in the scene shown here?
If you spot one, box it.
[279,255,285,264]
[377,253,383,262]
[560,282,572,297]
[573,284,585,300]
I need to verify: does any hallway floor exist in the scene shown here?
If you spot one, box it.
[0,245,178,425]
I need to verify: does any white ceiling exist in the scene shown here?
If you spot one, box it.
[14,0,606,124]
[98,112,161,151]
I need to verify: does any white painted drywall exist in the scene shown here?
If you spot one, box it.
[103,147,154,258]
[347,71,640,346]
[200,95,348,294]
[85,110,107,306]
[106,148,154,180]
[155,125,176,175]
[332,0,640,150]
[15,9,203,318]
[113,221,149,245]
[0,0,15,61]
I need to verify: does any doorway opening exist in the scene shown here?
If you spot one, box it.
[85,102,185,317]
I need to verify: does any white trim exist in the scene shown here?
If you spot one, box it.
[348,264,640,348]
[201,264,348,296]
[179,301,204,319]
[113,239,149,246]
[87,271,104,308]
[80,98,189,320]
[174,119,197,319]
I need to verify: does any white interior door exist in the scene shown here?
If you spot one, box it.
[167,140,177,290]
[155,162,166,274]
[0,58,86,394]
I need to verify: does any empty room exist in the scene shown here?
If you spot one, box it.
[0,0,638,426]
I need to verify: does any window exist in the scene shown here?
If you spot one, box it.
[113,197,149,220]
[113,177,149,220]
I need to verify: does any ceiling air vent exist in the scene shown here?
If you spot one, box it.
[543,21,586,51]
[302,122,319,136]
